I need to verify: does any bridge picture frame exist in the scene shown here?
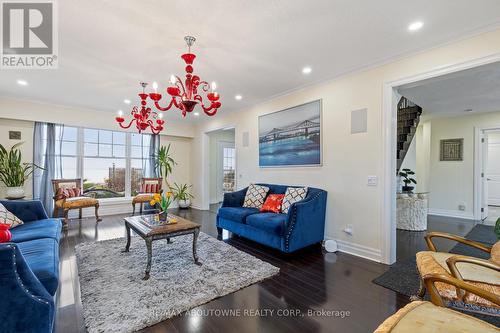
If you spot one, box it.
[258,99,322,167]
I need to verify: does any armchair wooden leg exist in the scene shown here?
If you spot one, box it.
[63,209,69,230]
[132,203,136,215]
[95,203,102,222]
[53,206,59,218]
[79,208,82,219]
[410,278,426,301]
[140,203,143,214]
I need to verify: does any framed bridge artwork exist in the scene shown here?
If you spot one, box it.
[259,99,322,167]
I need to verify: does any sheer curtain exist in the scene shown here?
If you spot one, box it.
[33,122,63,215]
[144,134,160,178]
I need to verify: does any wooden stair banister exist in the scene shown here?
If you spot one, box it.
[397,96,422,171]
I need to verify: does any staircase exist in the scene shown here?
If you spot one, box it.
[397,96,422,171]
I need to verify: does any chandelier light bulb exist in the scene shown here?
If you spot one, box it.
[170,75,176,85]
[117,110,123,116]
[211,81,217,91]
[158,113,163,119]
[152,81,158,93]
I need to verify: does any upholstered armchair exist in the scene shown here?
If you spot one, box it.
[52,178,101,228]
[374,273,500,332]
[413,231,500,312]
[132,177,163,215]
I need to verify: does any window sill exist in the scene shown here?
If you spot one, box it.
[97,197,135,206]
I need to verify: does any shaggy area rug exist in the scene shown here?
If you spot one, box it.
[75,232,279,333]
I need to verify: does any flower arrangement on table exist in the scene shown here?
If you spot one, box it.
[149,191,177,223]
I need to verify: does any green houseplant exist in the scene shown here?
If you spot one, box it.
[399,168,417,193]
[154,144,177,190]
[172,182,194,209]
[0,142,42,199]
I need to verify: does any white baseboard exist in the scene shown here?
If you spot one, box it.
[333,239,382,263]
[427,208,474,220]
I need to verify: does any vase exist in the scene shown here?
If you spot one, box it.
[178,199,191,209]
[6,186,25,199]
[159,211,169,222]
[0,224,12,243]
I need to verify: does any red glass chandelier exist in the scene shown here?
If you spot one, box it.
[115,82,165,134]
[115,36,221,134]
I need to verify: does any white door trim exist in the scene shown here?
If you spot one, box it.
[474,126,500,220]
[381,52,500,264]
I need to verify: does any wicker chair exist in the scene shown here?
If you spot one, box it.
[52,178,101,228]
[374,273,500,332]
[413,232,500,312]
[132,178,163,215]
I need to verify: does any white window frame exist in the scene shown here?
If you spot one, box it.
[58,126,152,201]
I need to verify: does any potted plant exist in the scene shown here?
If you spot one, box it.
[154,144,177,189]
[0,142,41,199]
[399,168,417,193]
[149,191,175,222]
[172,183,194,209]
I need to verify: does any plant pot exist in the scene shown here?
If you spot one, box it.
[6,186,25,199]
[178,199,191,209]
[0,224,12,243]
[402,186,414,193]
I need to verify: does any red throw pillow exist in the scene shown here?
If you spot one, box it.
[260,194,285,213]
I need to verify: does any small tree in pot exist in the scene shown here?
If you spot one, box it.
[172,183,194,209]
[0,142,42,199]
[399,168,417,193]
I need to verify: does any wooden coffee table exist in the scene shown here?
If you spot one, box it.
[122,214,201,280]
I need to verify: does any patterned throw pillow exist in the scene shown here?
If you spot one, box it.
[281,187,308,214]
[243,184,270,209]
[0,203,23,228]
[260,194,285,213]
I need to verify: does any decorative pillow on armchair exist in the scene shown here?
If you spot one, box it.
[243,184,270,209]
[0,203,23,228]
[260,194,285,213]
[281,187,308,213]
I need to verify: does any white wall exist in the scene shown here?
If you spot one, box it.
[421,111,500,219]
[190,28,500,262]
[0,119,34,198]
[208,130,235,204]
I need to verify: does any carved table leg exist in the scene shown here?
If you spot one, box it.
[122,223,131,253]
[193,228,201,266]
[143,238,153,280]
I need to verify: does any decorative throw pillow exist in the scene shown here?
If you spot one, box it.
[260,194,285,213]
[0,203,23,228]
[243,184,270,209]
[281,187,308,214]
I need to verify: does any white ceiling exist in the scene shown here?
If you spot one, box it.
[1,0,500,122]
[398,61,500,117]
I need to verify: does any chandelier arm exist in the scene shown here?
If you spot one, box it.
[199,102,218,116]
[146,120,162,135]
[117,119,135,129]
[173,75,186,95]
[198,81,210,92]
[153,97,176,112]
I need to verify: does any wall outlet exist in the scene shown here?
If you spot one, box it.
[343,224,353,235]
[458,204,466,211]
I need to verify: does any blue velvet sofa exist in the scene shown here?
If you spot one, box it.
[0,200,62,333]
[217,184,327,253]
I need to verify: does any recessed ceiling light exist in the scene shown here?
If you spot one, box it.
[123,99,131,104]
[17,79,28,86]
[193,112,200,116]
[302,66,312,74]
[408,21,424,32]
[235,95,242,100]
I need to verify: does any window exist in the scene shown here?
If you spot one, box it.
[84,129,127,198]
[47,126,155,199]
[222,147,235,192]
[55,125,78,178]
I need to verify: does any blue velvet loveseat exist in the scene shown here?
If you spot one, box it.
[216,184,327,253]
[0,200,62,333]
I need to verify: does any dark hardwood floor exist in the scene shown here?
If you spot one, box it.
[56,206,426,333]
